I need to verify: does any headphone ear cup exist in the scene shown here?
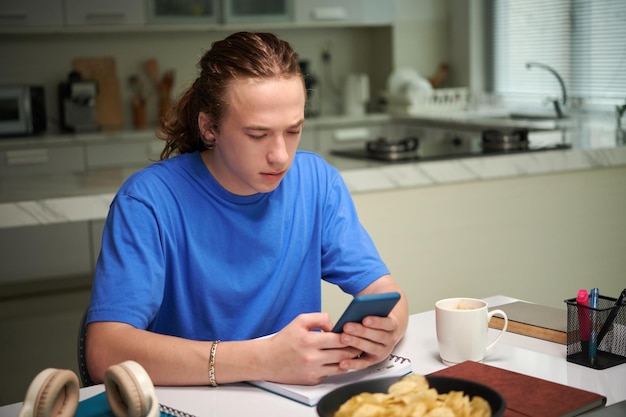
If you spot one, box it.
[19,369,79,417]
[104,361,158,417]
[105,364,146,417]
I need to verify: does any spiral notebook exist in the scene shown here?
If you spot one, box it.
[248,354,412,406]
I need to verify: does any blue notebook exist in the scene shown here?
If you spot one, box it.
[75,392,115,417]
[76,392,195,417]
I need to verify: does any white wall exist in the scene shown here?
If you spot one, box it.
[0,27,395,131]
[323,166,626,319]
[392,0,449,83]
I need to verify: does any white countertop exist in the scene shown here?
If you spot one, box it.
[1,144,625,230]
[1,295,623,416]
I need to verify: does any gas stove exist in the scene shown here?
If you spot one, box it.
[330,135,571,163]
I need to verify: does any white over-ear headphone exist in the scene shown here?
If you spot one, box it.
[19,361,159,417]
[18,369,79,417]
[104,361,159,417]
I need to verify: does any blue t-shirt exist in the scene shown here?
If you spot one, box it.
[87,151,389,341]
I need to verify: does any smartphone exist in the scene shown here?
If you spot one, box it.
[332,291,401,333]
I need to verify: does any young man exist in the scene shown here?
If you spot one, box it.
[86,32,408,386]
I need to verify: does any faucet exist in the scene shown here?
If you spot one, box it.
[617,103,626,145]
[526,62,567,118]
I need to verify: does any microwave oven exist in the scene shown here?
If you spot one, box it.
[0,85,47,137]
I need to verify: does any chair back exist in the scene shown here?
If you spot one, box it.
[77,310,96,387]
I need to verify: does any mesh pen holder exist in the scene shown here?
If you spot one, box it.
[565,295,626,369]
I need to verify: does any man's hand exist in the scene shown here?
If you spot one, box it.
[259,313,362,385]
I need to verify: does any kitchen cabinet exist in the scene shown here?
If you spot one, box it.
[0,145,85,177]
[0,0,393,33]
[294,0,394,25]
[63,0,146,26]
[84,140,160,169]
[146,0,219,24]
[224,0,292,23]
[0,222,92,285]
[0,0,63,27]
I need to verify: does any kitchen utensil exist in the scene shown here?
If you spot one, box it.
[128,75,147,130]
[316,375,506,417]
[143,58,160,87]
[428,63,449,88]
[58,71,98,133]
[72,57,123,131]
[143,58,175,123]
[343,73,369,117]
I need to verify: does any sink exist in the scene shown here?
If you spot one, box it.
[460,110,570,130]
[507,113,566,121]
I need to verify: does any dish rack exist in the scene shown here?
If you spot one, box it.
[386,87,469,115]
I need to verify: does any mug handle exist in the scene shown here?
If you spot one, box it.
[486,309,508,351]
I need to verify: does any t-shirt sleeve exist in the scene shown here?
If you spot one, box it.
[87,191,166,329]
[320,171,390,294]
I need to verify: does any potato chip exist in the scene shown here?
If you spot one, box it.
[425,407,456,417]
[333,374,492,417]
[469,396,491,417]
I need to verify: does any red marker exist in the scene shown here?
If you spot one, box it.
[577,289,591,344]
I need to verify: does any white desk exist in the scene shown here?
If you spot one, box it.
[1,295,624,417]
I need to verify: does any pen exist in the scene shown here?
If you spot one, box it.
[596,288,626,347]
[576,289,590,356]
[589,287,599,365]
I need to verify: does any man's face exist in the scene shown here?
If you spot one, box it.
[202,76,306,196]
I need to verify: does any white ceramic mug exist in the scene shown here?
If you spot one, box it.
[435,297,508,366]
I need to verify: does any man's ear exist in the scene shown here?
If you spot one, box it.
[198,112,216,141]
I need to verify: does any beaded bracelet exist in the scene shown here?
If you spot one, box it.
[209,340,220,387]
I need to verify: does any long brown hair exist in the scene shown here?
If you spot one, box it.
[158,32,303,160]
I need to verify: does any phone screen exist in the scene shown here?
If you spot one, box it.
[332,292,401,333]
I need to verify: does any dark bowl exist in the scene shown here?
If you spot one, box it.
[316,375,506,417]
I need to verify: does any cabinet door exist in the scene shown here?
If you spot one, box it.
[63,0,145,26]
[0,0,63,27]
[0,145,85,177]
[0,222,92,285]
[146,0,219,24]
[85,141,154,169]
[294,0,394,24]
[224,0,292,23]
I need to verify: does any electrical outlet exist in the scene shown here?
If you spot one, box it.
[321,41,332,62]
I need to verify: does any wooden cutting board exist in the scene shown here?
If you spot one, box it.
[72,57,123,131]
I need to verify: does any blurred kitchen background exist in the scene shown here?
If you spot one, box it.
[1,0,625,406]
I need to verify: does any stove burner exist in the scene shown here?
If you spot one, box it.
[364,137,419,161]
[482,129,530,152]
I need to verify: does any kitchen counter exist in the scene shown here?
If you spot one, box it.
[2,139,625,229]
[1,112,625,228]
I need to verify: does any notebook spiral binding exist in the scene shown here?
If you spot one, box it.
[159,403,197,417]
[389,354,410,364]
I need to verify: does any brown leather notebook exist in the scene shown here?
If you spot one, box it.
[430,361,606,417]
